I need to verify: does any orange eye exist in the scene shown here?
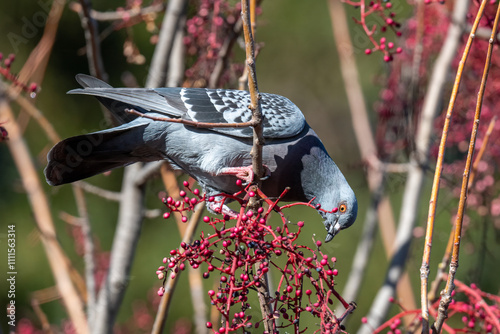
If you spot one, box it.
[339,204,347,213]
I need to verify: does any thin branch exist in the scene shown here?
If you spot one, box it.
[209,19,243,89]
[84,3,165,21]
[0,99,88,333]
[125,108,256,128]
[151,202,205,334]
[77,181,122,201]
[428,116,496,302]
[434,3,500,332]
[419,0,483,332]
[134,161,163,186]
[77,0,107,80]
[240,1,272,332]
[146,0,188,88]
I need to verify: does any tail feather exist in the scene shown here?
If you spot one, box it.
[45,123,161,185]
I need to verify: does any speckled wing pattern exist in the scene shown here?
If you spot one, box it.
[155,88,306,139]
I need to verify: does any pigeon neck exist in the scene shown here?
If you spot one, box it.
[301,146,341,212]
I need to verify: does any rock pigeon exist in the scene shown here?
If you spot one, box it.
[45,74,357,241]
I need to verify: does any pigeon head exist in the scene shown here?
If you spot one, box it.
[321,187,358,242]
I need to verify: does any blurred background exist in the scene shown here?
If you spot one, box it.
[1,0,499,333]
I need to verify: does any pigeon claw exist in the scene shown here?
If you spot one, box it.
[219,165,271,184]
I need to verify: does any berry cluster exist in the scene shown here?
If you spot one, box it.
[343,0,403,61]
[0,52,38,97]
[156,181,354,333]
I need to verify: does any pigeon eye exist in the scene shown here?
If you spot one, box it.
[339,203,347,213]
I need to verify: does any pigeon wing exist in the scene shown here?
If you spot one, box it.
[69,74,306,139]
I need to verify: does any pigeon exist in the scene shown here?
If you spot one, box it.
[45,74,357,241]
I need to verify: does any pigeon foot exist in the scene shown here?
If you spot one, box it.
[218,165,271,184]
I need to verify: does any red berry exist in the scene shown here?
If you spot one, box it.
[181,216,188,223]
[208,290,215,296]
[183,180,189,187]
[305,289,312,295]
[236,179,243,186]
[332,269,339,276]
[163,212,170,219]
[206,322,212,328]
[365,49,372,55]
[203,216,210,223]
[179,190,186,197]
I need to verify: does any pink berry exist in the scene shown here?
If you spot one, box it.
[157,287,164,296]
[248,191,256,197]
[396,47,403,53]
[365,49,372,55]
[388,42,394,49]
[183,180,189,187]
[181,216,188,223]
[297,221,304,227]
[386,18,394,25]
[179,190,186,197]
[236,179,243,186]
[208,290,215,296]
[206,322,212,328]
[305,289,312,295]
[385,2,392,8]
[316,240,322,247]
[361,317,368,324]
[332,269,339,276]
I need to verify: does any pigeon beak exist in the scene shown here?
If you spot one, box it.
[325,216,341,243]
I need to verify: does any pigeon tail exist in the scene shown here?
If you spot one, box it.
[44,122,162,186]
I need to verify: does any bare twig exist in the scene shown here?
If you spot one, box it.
[240,0,273,331]
[241,0,264,184]
[77,0,107,80]
[209,19,243,89]
[434,3,500,332]
[151,202,205,334]
[419,0,482,332]
[0,99,88,333]
[428,116,496,302]
[77,181,122,201]
[81,2,166,22]
[147,0,188,88]
[125,108,256,128]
